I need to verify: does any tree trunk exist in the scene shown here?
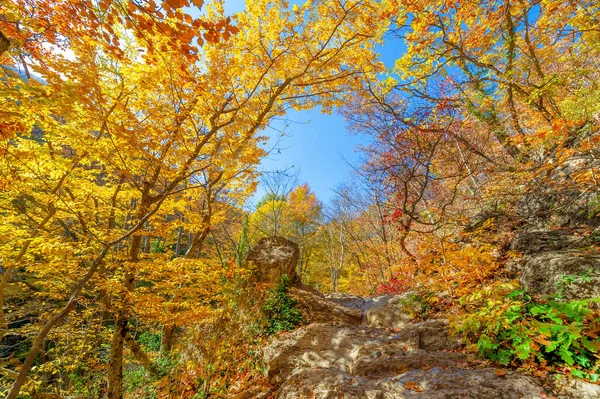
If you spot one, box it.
[107,316,128,399]
[106,191,147,398]
[184,211,211,259]
[175,226,183,257]
[0,30,10,56]
[161,324,176,355]
[7,246,110,399]
[125,334,160,377]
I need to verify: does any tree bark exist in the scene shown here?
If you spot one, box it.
[106,188,149,399]
[106,316,127,399]
[0,30,10,57]
[125,334,160,377]
[160,325,176,355]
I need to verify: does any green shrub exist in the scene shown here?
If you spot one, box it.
[401,291,437,319]
[123,366,157,399]
[260,275,305,335]
[138,331,161,352]
[458,288,600,381]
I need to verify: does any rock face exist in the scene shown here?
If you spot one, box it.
[510,231,590,254]
[520,249,600,299]
[508,230,600,300]
[260,293,596,399]
[516,156,600,231]
[504,152,600,300]
[246,237,299,285]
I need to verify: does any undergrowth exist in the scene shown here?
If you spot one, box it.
[457,282,600,381]
[260,274,306,335]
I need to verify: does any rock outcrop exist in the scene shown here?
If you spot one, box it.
[519,249,600,299]
[289,285,363,326]
[508,157,600,300]
[516,156,600,231]
[246,237,299,285]
[509,230,600,300]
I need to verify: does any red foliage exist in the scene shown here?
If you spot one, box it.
[375,275,412,295]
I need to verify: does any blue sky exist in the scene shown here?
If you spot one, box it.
[219,0,403,205]
[256,108,366,204]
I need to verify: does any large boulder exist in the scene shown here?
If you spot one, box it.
[290,285,363,326]
[508,230,600,300]
[246,237,299,285]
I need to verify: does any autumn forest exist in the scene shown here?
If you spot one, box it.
[1,0,600,398]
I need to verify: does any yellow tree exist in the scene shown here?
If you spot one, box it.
[385,0,600,201]
[1,0,386,397]
[287,183,323,279]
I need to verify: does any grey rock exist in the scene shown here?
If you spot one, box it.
[259,282,591,399]
[508,228,600,300]
[387,319,461,352]
[520,249,600,299]
[263,323,385,385]
[516,155,600,230]
[264,317,554,399]
[511,231,590,254]
[363,295,414,329]
[275,368,369,399]
[376,368,549,399]
[327,293,415,328]
[555,376,600,399]
[325,293,365,308]
[290,286,363,326]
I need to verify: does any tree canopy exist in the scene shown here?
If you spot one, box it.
[1,0,600,397]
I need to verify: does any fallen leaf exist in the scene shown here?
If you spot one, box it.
[404,380,424,392]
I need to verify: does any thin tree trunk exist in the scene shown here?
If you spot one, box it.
[107,192,148,399]
[184,211,211,259]
[107,316,127,399]
[175,226,183,257]
[161,325,176,355]
[7,246,110,399]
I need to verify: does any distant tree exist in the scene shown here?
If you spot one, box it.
[250,169,299,238]
[287,183,323,279]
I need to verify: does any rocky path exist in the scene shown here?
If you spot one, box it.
[256,290,600,399]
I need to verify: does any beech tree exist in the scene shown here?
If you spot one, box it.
[1,0,386,397]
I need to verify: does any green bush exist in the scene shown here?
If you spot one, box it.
[458,288,600,381]
[260,275,305,335]
[123,366,157,399]
[138,331,161,352]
